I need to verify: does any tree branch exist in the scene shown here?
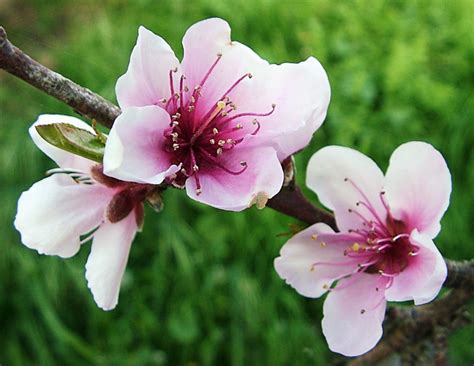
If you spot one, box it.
[0,26,120,128]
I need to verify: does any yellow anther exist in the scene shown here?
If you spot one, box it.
[311,234,318,240]
[320,242,327,247]
[217,100,226,110]
[352,243,360,252]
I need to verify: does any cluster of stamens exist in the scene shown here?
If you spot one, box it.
[159,54,276,195]
[312,177,420,293]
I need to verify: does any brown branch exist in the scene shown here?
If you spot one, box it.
[445,259,474,290]
[267,185,337,229]
[0,26,120,128]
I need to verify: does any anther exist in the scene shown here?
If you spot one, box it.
[235,123,243,129]
[172,143,180,150]
[320,242,326,247]
[240,161,247,166]
[209,139,215,145]
[213,128,219,135]
[216,148,223,155]
[193,165,199,172]
[248,73,253,78]
[344,177,349,182]
[323,284,329,290]
[218,140,225,146]
[188,105,195,112]
[311,234,318,240]
[196,188,202,195]
[184,86,189,92]
[352,243,360,252]
[226,139,233,144]
[172,121,179,127]
[172,67,178,72]
[360,309,366,314]
[217,100,226,110]
[159,98,167,103]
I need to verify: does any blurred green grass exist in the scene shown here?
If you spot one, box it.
[0,0,473,364]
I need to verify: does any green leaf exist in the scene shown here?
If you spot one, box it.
[35,123,105,163]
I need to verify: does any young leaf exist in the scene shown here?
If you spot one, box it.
[35,123,106,163]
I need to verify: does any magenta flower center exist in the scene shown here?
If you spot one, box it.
[342,178,419,279]
[158,55,275,194]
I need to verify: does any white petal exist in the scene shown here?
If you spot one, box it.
[85,212,138,311]
[384,141,452,238]
[14,174,113,258]
[103,106,180,184]
[274,223,359,298]
[306,146,385,233]
[30,114,96,172]
[322,273,388,357]
[116,26,180,109]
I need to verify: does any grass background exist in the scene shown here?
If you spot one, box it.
[0,0,473,364]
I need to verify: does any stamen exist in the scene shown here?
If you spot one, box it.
[251,119,261,135]
[199,147,247,175]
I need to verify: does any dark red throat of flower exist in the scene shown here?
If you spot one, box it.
[158,54,276,195]
[91,164,153,227]
[342,179,420,278]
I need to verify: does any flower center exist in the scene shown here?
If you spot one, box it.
[342,178,420,279]
[159,54,275,195]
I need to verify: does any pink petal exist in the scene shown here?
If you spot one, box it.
[384,141,452,238]
[322,273,388,357]
[116,26,180,109]
[306,146,385,233]
[103,106,180,184]
[14,174,113,258]
[181,19,330,160]
[232,57,330,159]
[385,229,447,305]
[185,144,283,211]
[85,211,138,310]
[30,114,97,172]
[181,18,268,123]
[274,223,359,298]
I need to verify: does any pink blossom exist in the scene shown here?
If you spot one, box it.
[274,142,451,356]
[14,115,151,310]
[104,18,330,210]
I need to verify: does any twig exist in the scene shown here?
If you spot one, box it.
[267,185,337,229]
[445,259,474,290]
[0,26,120,128]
